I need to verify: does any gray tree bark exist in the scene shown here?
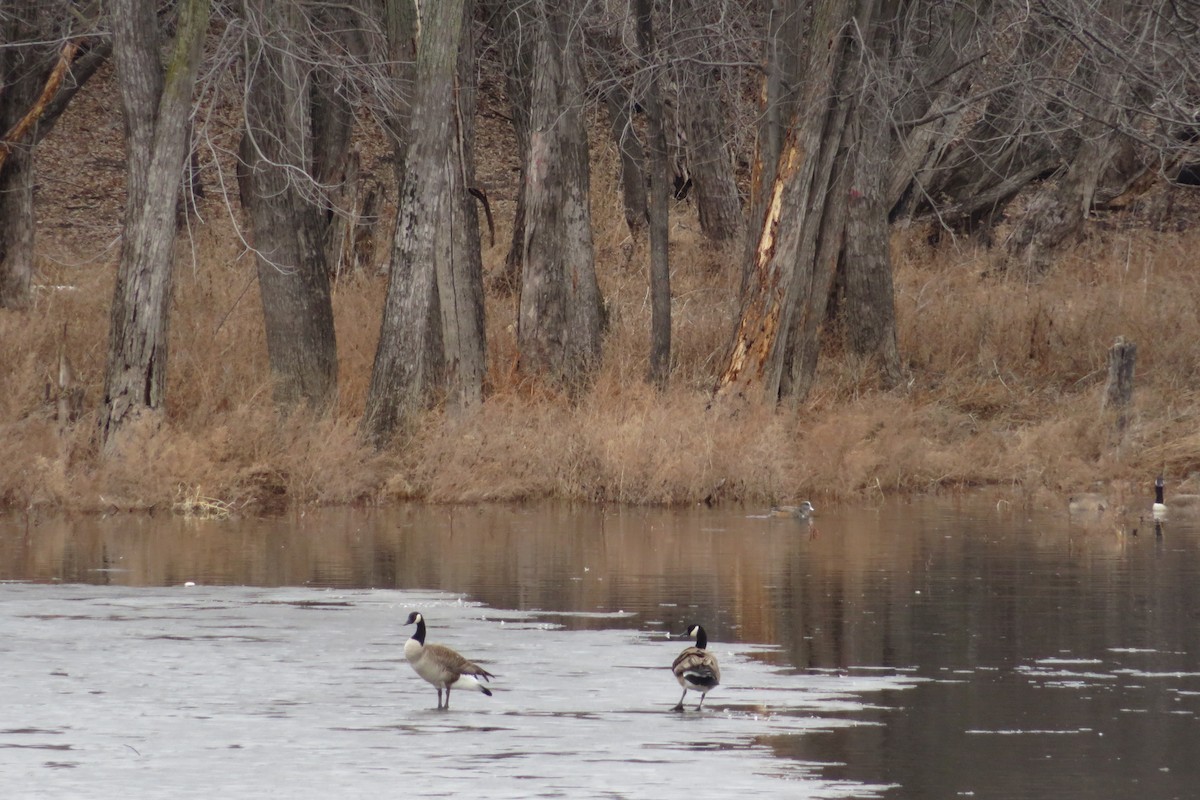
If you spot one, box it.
[603,82,648,242]
[840,8,903,388]
[240,0,339,412]
[672,0,742,244]
[486,0,536,294]
[362,0,485,446]
[636,0,671,389]
[518,0,604,386]
[99,0,210,450]
[381,0,417,187]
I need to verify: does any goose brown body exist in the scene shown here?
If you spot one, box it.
[672,624,720,711]
[404,612,495,709]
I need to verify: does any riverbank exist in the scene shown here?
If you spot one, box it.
[4,208,1197,516]
[3,63,1199,517]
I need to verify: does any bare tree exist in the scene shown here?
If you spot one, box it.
[636,0,671,388]
[98,0,210,449]
[0,1,109,309]
[667,0,744,243]
[362,0,485,446]
[517,0,604,386]
[885,0,1200,257]
[484,0,536,292]
[239,0,339,412]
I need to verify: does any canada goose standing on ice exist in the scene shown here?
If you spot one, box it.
[403,612,495,709]
[672,624,721,711]
[770,501,816,519]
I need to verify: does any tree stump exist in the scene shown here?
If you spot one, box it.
[1102,336,1136,431]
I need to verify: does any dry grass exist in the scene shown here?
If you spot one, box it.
[5,71,1200,515]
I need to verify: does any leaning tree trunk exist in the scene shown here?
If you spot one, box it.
[240,0,338,412]
[1004,65,1128,277]
[0,2,44,310]
[98,0,209,450]
[362,0,484,446]
[0,3,108,309]
[518,0,604,386]
[636,0,671,389]
[716,0,884,405]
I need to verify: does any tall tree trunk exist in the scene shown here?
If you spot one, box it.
[636,0,671,388]
[99,0,210,450]
[310,3,362,280]
[840,12,903,388]
[440,0,487,411]
[241,0,338,412]
[362,0,482,446]
[518,0,603,386]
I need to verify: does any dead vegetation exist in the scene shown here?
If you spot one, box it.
[3,64,1200,515]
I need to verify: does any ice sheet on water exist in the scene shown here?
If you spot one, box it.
[0,583,917,799]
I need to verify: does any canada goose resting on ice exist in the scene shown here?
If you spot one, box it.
[672,624,721,712]
[770,501,816,519]
[404,612,495,709]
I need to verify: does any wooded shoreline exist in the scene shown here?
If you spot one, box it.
[3,3,1199,516]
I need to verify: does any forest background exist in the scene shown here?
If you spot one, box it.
[2,0,1199,517]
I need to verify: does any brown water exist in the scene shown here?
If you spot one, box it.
[2,500,1199,799]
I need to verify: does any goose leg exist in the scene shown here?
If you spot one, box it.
[436,688,444,710]
[444,685,452,710]
[696,693,706,711]
[673,689,687,712]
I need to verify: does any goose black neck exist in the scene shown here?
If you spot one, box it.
[1156,478,1165,505]
[693,626,708,649]
[412,618,426,644]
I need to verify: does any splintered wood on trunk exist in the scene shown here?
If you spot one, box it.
[717,0,885,405]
